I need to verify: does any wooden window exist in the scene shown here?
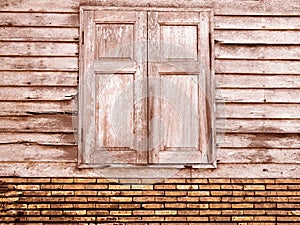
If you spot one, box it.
[79,7,216,169]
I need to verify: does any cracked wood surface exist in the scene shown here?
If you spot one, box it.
[0,0,299,177]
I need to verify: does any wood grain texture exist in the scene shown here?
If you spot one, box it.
[218,148,300,164]
[217,119,300,133]
[81,1,300,15]
[215,16,300,30]
[217,89,300,103]
[94,149,137,164]
[216,75,300,88]
[0,13,79,27]
[215,30,300,44]
[0,0,79,12]
[0,42,78,56]
[213,0,300,15]
[0,57,78,71]
[0,162,298,178]
[0,144,77,162]
[215,45,300,60]
[147,10,212,165]
[96,24,134,59]
[217,103,300,119]
[0,115,74,132]
[80,10,148,164]
[0,71,78,86]
[0,0,299,176]
[96,75,134,151]
[0,27,78,42]
[1,0,299,15]
[216,60,300,74]
[0,87,77,101]
[218,133,300,149]
[160,75,199,150]
[0,132,76,145]
[0,101,74,116]
[191,164,300,178]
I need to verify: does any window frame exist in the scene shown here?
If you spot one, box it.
[78,6,216,170]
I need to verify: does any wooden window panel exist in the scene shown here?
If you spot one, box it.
[79,7,215,169]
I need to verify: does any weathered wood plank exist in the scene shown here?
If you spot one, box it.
[0,0,79,12]
[0,115,74,132]
[217,89,300,103]
[0,71,78,86]
[0,57,78,71]
[218,148,300,164]
[0,144,77,162]
[0,27,78,42]
[215,45,300,60]
[0,162,298,178]
[192,164,300,178]
[215,30,300,44]
[81,1,300,15]
[0,132,76,145]
[217,119,300,133]
[0,87,77,101]
[218,133,300,148]
[159,148,202,164]
[217,103,300,119]
[0,101,74,116]
[0,13,79,27]
[1,0,299,15]
[0,162,190,178]
[216,60,300,74]
[0,42,78,56]
[216,74,300,88]
[213,0,300,15]
[215,16,300,30]
[94,150,137,164]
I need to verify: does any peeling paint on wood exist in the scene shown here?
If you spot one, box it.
[0,0,300,177]
[0,101,75,116]
[0,27,78,42]
[0,13,79,27]
[1,0,299,15]
[216,75,300,88]
[215,45,300,60]
[0,87,77,101]
[0,115,74,132]
[0,57,78,71]
[0,72,78,86]
[216,60,300,74]
[219,134,300,149]
[215,30,300,44]
[0,132,76,145]
[0,42,78,56]
[0,162,299,178]
[217,104,300,119]
[0,144,77,162]
[217,119,300,133]
[218,148,300,164]
[215,16,300,30]
[217,89,300,103]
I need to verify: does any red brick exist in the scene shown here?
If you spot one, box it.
[154,184,176,189]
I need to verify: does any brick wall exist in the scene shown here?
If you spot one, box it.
[1,178,300,224]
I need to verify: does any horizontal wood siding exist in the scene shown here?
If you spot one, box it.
[213,1,300,170]
[0,2,79,164]
[0,0,299,177]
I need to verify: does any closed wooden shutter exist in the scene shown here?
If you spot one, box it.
[80,8,215,167]
[80,10,148,164]
[147,11,213,165]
